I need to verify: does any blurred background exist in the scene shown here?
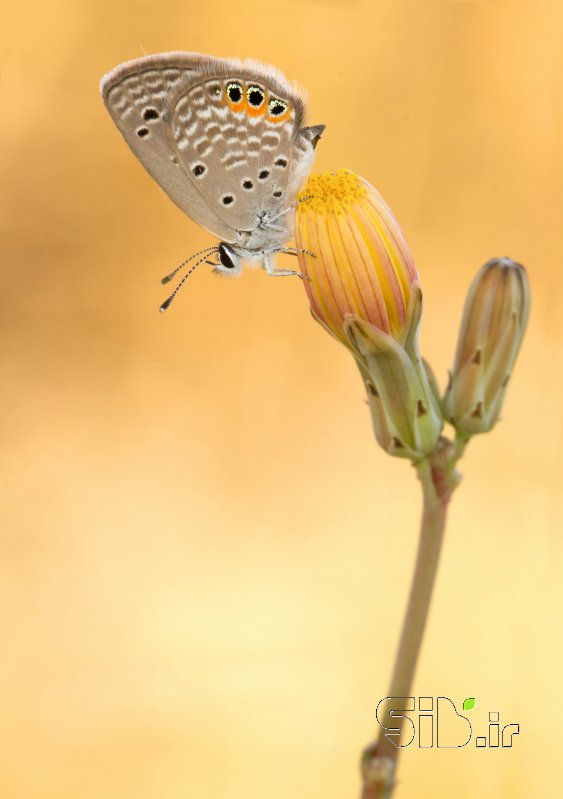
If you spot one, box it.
[1,0,562,797]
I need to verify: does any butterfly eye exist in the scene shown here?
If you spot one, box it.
[219,245,236,269]
[268,98,287,117]
[247,85,264,108]
[226,82,243,104]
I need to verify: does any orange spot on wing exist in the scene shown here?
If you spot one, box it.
[226,97,244,112]
[268,105,291,124]
[246,102,265,118]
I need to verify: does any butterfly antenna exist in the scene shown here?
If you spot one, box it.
[159,251,215,313]
[161,246,219,285]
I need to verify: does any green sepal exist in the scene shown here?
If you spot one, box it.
[346,316,443,460]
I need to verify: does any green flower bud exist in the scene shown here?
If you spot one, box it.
[444,258,530,437]
[345,285,443,460]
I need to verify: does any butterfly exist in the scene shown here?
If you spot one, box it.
[100,52,325,310]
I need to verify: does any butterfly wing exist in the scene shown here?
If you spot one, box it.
[101,53,324,246]
[101,52,238,242]
[168,61,323,238]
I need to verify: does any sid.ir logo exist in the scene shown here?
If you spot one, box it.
[376,696,520,749]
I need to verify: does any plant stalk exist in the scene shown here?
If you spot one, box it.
[360,446,458,799]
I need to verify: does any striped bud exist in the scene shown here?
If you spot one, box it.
[444,258,530,437]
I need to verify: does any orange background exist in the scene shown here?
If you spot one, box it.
[1,1,561,797]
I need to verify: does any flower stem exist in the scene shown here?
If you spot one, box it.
[360,441,459,799]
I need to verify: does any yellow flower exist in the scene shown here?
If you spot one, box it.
[295,170,442,460]
[444,258,530,437]
[295,170,418,346]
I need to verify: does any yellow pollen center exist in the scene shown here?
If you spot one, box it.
[299,170,366,213]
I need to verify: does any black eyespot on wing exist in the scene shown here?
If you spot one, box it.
[192,164,206,177]
[269,98,286,116]
[247,85,264,107]
[273,190,282,198]
[222,195,234,205]
[136,127,149,138]
[275,158,287,168]
[258,169,269,180]
[242,179,253,190]
[227,82,243,103]
[143,108,159,121]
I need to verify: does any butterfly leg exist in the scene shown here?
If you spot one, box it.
[262,253,310,280]
[259,196,315,233]
[260,220,286,233]
[273,247,315,258]
[268,195,314,223]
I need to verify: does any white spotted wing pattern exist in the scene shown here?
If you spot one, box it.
[101,52,325,293]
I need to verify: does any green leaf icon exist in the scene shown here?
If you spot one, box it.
[463,697,475,711]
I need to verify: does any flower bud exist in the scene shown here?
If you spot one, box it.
[296,170,443,459]
[444,258,530,437]
[295,170,418,346]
